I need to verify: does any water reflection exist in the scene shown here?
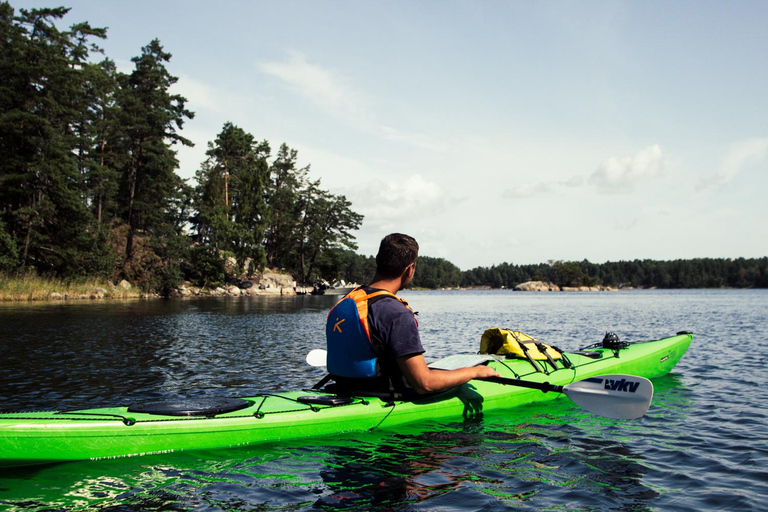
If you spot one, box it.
[0,296,336,412]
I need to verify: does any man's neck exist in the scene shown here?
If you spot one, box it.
[368,276,402,295]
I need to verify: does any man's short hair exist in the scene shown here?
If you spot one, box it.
[375,233,419,279]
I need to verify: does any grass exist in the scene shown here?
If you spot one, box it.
[0,274,141,301]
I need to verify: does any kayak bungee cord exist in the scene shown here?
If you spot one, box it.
[368,402,398,432]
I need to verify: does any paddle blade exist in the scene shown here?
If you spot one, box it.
[563,374,654,420]
[306,349,328,367]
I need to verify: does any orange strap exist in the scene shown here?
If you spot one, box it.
[342,288,416,340]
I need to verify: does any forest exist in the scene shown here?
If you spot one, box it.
[0,4,361,294]
[2,4,765,295]
[337,254,768,290]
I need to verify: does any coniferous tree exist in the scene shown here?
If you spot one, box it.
[193,122,270,275]
[0,4,110,276]
[294,180,363,283]
[114,39,193,286]
[264,143,309,270]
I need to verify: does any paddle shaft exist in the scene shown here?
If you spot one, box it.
[478,376,564,394]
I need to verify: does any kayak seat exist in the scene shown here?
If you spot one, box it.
[127,397,250,417]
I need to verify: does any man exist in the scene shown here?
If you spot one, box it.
[326,233,500,395]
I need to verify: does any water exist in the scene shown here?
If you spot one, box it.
[1,290,767,511]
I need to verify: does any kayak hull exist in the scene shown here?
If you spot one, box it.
[0,332,692,467]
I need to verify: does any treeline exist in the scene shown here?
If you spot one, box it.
[331,255,768,290]
[462,258,768,289]
[0,4,361,293]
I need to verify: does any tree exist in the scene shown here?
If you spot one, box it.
[114,39,193,285]
[264,143,309,269]
[0,4,112,276]
[294,181,363,283]
[193,122,270,274]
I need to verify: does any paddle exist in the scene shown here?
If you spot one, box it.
[478,374,653,420]
[305,349,653,420]
[306,348,328,367]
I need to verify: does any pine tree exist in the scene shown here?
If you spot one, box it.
[0,4,111,275]
[193,122,270,275]
[114,39,193,286]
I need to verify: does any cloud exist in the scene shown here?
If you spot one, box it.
[379,126,451,153]
[502,175,584,198]
[258,50,372,125]
[503,181,553,198]
[589,144,663,194]
[696,137,768,192]
[349,175,461,229]
[171,74,226,113]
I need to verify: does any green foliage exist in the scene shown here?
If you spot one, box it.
[459,257,768,290]
[185,246,226,287]
[115,39,193,263]
[313,249,376,285]
[261,144,363,283]
[0,219,18,272]
[193,122,270,273]
[550,260,585,288]
[412,256,463,289]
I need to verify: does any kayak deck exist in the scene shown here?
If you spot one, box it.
[0,332,692,467]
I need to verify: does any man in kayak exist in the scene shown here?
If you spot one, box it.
[326,233,500,395]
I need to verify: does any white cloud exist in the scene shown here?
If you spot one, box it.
[171,74,225,113]
[696,137,768,192]
[379,126,451,153]
[589,144,663,194]
[350,175,461,229]
[258,50,372,125]
[503,181,553,198]
[502,175,585,198]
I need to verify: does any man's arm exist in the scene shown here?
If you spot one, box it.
[397,353,502,394]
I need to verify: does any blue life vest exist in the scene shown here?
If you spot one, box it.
[325,288,416,379]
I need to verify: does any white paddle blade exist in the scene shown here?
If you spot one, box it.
[563,374,654,420]
[306,349,328,367]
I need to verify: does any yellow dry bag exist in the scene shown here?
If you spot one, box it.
[479,328,563,361]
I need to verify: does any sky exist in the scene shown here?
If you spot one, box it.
[13,0,768,269]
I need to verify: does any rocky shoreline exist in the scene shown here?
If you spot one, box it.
[1,270,304,302]
[513,280,623,292]
[3,277,632,302]
[173,271,302,298]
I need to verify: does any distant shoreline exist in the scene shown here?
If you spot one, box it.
[1,279,757,303]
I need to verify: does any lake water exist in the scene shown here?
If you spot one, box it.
[1,290,767,511]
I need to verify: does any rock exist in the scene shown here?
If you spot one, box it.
[90,288,108,299]
[50,292,63,300]
[259,271,295,289]
[227,285,242,296]
[225,256,238,277]
[514,281,560,292]
[117,280,131,290]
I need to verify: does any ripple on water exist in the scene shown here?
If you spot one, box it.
[1,290,768,510]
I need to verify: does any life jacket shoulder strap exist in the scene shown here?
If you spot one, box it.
[335,287,417,340]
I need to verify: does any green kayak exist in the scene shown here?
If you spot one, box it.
[0,332,692,467]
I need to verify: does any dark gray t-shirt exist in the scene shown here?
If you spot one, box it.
[366,288,424,384]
